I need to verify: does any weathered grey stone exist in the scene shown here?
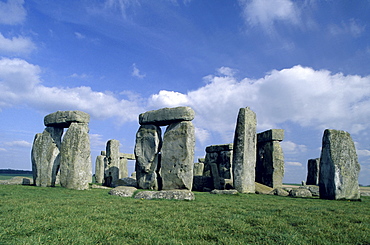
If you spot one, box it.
[256,130,285,188]
[270,187,289,197]
[104,139,128,187]
[109,186,137,197]
[289,188,313,198]
[119,156,128,180]
[306,185,320,196]
[255,182,273,194]
[192,176,213,192]
[206,144,233,153]
[0,176,33,185]
[31,127,63,187]
[232,107,256,193]
[139,106,195,126]
[160,121,195,190]
[101,151,106,156]
[306,158,320,185]
[198,158,205,163]
[319,129,361,200]
[120,153,135,160]
[134,124,162,190]
[210,189,238,195]
[95,155,105,184]
[44,110,90,127]
[134,190,195,201]
[91,184,112,189]
[193,162,204,176]
[60,122,91,190]
[116,177,137,187]
[257,129,284,143]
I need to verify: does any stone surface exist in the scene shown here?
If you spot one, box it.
[306,185,320,196]
[60,122,91,190]
[256,132,284,188]
[255,182,273,194]
[192,176,213,192]
[160,121,195,190]
[232,107,256,193]
[139,106,195,126]
[91,184,112,189]
[134,124,162,190]
[44,110,90,127]
[31,127,63,187]
[206,144,233,153]
[319,129,361,200]
[120,153,135,160]
[270,187,289,197]
[210,189,238,195]
[134,190,195,201]
[95,155,105,184]
[289,188,313,198]
[193,162,204,176]
[257,129,284,143]
[109,186,137,197]
[116,177,137,187]
[0,176,33,185]
[104,139,121,187]
[306,158,320,185]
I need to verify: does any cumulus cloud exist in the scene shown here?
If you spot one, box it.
[281,141,307,154]
[0,0,26,25]
[0,33,36,55]
[0,57,144,122]
[239,0,299,32]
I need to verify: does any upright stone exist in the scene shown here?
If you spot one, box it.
[104,139,121,187]
[306,158,320,185]
[60,122,91,190]
[161,121,195,190]
[95,155,106,184]
[31,127,63,187]
[319,129,361,200]
[134,125,162,190]
[119,153,129,179]
[193,162,204,176]
[232,107,256,193]
[256,129,284,188]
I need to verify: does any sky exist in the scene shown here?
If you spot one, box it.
[0,0,369,185]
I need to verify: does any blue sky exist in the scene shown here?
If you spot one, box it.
[0,0,369,185]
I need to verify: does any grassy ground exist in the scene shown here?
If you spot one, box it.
[0,174,33,180]
[0,185,369,244]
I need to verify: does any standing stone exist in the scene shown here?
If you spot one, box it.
[193,162,204,176]
[104,139,121,187]
[134,124,162,190]
[60,122,91,190]
[31,127,63,187]
[319,129,361,200]
[256,129,284,188]
[119,153,129,179]
[95,155,106,184]
[232,107,256,193]
[306,158,320,185]
[160,121,195,190]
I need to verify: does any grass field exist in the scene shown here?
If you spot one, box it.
[0,185,369,245]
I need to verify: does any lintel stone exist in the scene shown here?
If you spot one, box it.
[205,144,233,153]
[44,110,90,127]
[257,129,284,143]
[139,106,195,126]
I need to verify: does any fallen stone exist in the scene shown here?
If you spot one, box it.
[44,110,90,127]
[306,185,320,196]
[319,129,361,200]
[210,189,238,195]
[0,176,33,185]
[269,187,289,197]
[91,184,112,189]
[289,188,313,198]
[109,186,137,197]
[116,177,137,187]
[232,107,256,193]
[139,106,195,126]
[255,182,274,194]
[134,190,195,201]
[160,121,195,190]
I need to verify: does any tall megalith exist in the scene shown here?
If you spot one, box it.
[306,158,320,185]
[95,151,106,184]
[232,107,256,193]
[255,129,284,188]
[319,129,360,200]
[104,139,121,187]
[60,122,91,190]
[134,125,162,190]
[161,121,195,190]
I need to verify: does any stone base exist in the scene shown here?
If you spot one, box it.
[134,190,195,201]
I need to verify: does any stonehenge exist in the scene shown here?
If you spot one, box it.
[135,106,195,190]
[306,158,320,185]
[31,111,91,190]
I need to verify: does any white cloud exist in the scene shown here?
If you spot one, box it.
[281,141,307,154]
[286,161,303,167]
[104,0,139,18]
[329,19,365,38]
[357,149,370,157]
[148,90,189,109]
[0,0,26,25]
[0,33,36,55]
[239,0,299,32]
[195,127,210,145]
[131,63,146,79]
[5,140,32,148]
[74,32,86,39]
[70,73,89,79]
[0,148,7,152]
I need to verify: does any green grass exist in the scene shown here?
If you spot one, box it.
[0,174,33,180]
[0,185,369,245]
